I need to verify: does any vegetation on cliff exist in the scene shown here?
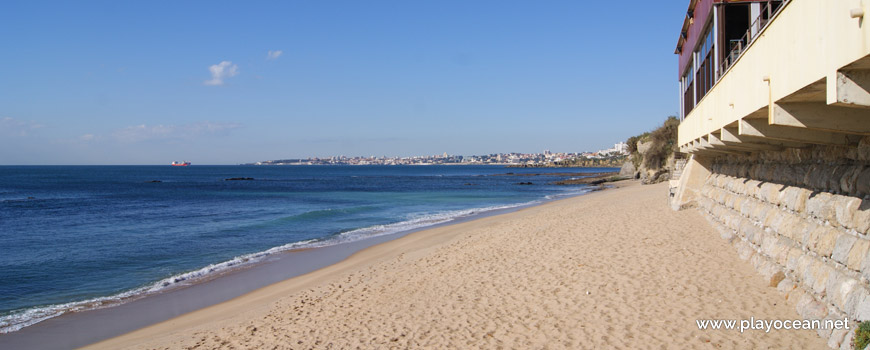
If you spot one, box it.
[622,116,681,184]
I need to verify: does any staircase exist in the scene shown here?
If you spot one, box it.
[671,158,687,180]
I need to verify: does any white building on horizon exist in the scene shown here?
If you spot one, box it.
[597,142,629,155]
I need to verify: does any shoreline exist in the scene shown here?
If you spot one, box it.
[84,179,825,349]
[0,183,605,350]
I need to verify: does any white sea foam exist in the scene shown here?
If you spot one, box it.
[0,193,586,334]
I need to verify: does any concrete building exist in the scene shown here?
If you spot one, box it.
[674,0,869,159]
[670,1,870,347]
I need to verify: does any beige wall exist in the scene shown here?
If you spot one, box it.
[678,0,870,147]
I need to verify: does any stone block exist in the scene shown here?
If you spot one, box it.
[717,190,728,204]
[733,195,746,212]
[803,164,818,188]
[725,193,737,209]
[829,275,859,311]
[848,239,870,271]
[857,166,870,197]
[789,219,809,244]
[860,252,870,281]
[786,248,803,272]
[763,207,780,229]
[833,195,862,230]
[811,263,833,295]
[736,241,755,261]
[769,270,786,287]
[735,180,748,196]
[740,198,754,217]
[780,186,809,213]
[753,204,772,224]
[828,326,849,349]
[788,287,807,303]
[829,166,849,193]
[720,176,730,190]
[840,329,854,350]
[855,200,870,235]
[833,234,858,265]
[796,292,816,318]
[805,222,824,248]
[774,238,791,266]
[760,183,784,206]
[717,225,735,242]
[840,167,862,195]
[777,214,803,241]
[845,286,870,320]
[807,191,836,223]
[807,300,830,321]
[769,212,787,234]
[743,221,761,245]
[761,235,779,258]
[856,295,870,321]
[777,278,796,295]
[711,204,724,218]
[815,227,841,258]
[827,269,844,301]
[818,314,837,339]
[745,179,761,197]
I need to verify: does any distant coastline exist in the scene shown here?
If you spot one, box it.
[244,152,627,167]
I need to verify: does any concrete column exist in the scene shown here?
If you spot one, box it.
[669,154,713,211]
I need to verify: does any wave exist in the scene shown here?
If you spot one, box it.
[0,193,583,334]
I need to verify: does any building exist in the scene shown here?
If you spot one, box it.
[674,0,868,157]
[670,1,870,347]
[597,142,629,156]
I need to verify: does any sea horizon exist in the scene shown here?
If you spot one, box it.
[0,165,615,334]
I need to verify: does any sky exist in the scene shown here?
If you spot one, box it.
[0,1,687,165]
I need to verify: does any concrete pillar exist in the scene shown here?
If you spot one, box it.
[669,154,713,211]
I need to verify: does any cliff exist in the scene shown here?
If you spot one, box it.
[621,116,684,184]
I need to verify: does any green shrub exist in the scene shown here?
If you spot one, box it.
[641,116,679,170]
[855,321,870,350]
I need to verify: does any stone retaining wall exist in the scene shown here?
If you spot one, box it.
[693,144,870,349]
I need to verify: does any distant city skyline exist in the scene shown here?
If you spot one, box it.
[248,143,628,166]
[0,1,685,165]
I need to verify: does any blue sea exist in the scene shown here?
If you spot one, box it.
[0,165,612,333]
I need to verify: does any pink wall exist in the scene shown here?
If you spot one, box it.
[677,0,714,79]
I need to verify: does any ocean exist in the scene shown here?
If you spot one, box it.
[0,165,613,333]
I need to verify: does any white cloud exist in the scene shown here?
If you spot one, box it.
[266,50,283,60]
[204,61,238,86]
[112,122,241,143]
[0,117,44,137]
[80,134,95,141]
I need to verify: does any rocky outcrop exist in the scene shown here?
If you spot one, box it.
[628,144,680,185]
[619,161,637,178]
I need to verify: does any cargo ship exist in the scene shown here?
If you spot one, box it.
[171,161,191,166]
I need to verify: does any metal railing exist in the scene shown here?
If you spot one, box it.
[718,1,789,80]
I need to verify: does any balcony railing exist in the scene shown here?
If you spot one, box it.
[718,1,789,80]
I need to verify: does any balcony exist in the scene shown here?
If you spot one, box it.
[678,0,870,155]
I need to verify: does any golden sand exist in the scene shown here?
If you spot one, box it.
[85,181,826,349]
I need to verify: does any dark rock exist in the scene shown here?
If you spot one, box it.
[225,177,255,181]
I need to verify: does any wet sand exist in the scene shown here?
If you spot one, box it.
[86,180,825,349]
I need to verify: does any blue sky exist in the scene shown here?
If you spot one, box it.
[1,1,686,165]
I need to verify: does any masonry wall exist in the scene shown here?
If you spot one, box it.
[689,142,870,349]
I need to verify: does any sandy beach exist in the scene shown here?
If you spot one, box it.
[85,181,827,349]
